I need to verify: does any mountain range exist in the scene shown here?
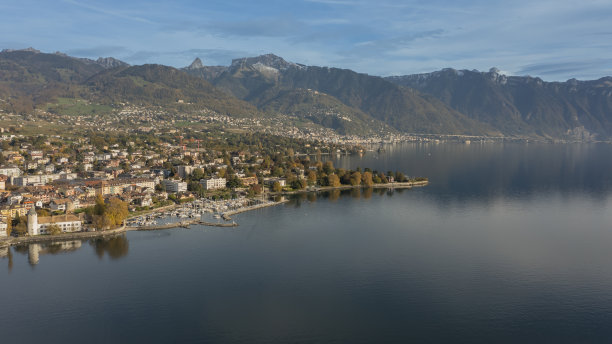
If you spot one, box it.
[1,48,611,140]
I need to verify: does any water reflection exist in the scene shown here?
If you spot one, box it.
[288,187,406,206]
[90,235,130,260]
[4,235,129,269]
[333,142,612,204]
[0,245,12,271]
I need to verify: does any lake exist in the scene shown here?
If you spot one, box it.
[3,142,612,343]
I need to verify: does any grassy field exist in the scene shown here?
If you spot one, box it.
[45,97,114,116]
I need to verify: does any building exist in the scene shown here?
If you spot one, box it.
[49,199,78,212]
[27,207,83,236]
[0,205,28,219]
[162,180,187,193]
[239,176,258,186]
[264,178,286,187]
[0,220,7,238]
[0,166,21,178]
[13,174,61,187]
[200,177,226,190]
[0,175,6,190]
[177,165,203,179]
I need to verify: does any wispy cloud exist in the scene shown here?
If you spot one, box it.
[62,0,154,23]
[303,0,360,5]
[517,60,612,79]
[199,18,304,38]
[2,0,611,80]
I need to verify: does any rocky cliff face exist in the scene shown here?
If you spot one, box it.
[387,69,612,139]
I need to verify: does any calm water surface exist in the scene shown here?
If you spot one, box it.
[3,142,612,343]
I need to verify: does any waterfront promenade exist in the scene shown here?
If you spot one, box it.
[0,200,287,247]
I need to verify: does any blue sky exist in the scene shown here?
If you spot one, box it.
[1,0,611,80]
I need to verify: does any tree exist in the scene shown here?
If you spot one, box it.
[291,178,307,190]
[323,161,334,174]
[36,209,50,217]
[104,198,129,227]
[226,175,243,189]
[92,215,111,231]
[327,174,341,187]
[349,171,361,186]
[362,171,374,187]
[13,215,27,236]
[47,224,61,235]
[377,172,388,184]
[191,168,204,181]
[188,181,205,197]
[395,172,407,182]
[272,181,282,192]
[250,184,262,195]
[307,170,317,185]
[94,194,106,216]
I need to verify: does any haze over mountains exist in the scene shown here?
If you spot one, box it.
[1,48,611,140]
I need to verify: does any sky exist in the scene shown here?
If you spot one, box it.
[1,0,611,81]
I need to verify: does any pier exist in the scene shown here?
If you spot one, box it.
[128,219,238,231]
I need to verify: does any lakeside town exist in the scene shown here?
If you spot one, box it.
[0,125,427,245]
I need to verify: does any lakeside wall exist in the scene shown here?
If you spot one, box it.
[1,224,127,246]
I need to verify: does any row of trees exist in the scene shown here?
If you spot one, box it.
[268,160,419,192]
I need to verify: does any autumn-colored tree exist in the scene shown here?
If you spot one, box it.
[104,198,129,227]
[349,171,361,186]
[362,171,374,187]
[251,184,262,195]
[307,170,317,185]
[94,194,106,216]
[92,215,111,231]
[323,161,335,174]
[327,174,341,187]
[291,178,307,190]
[378,172,388,184]
[272,181,282,193]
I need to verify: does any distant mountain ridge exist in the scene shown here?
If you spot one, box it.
[0,49,256,117]
[183,53,495,136]
[2,47,612,140]
[386,68,612,140]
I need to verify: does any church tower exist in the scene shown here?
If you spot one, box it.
[27,207,38,236]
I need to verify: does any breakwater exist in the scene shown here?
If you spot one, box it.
[222,200,289,220]
[128,219,238,231]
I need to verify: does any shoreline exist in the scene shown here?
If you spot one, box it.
[274,180,428,195]
[0,200,288,246]
[1,224,128,246]
[0,182,427,247]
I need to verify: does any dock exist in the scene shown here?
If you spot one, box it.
[127,219,238,231]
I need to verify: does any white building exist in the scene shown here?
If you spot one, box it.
[0,166,21,178]
[0,220,7,238]
[162,180,187,193]
[200,177,226,190]
[27,207,83,236]
[13,174,61,186]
